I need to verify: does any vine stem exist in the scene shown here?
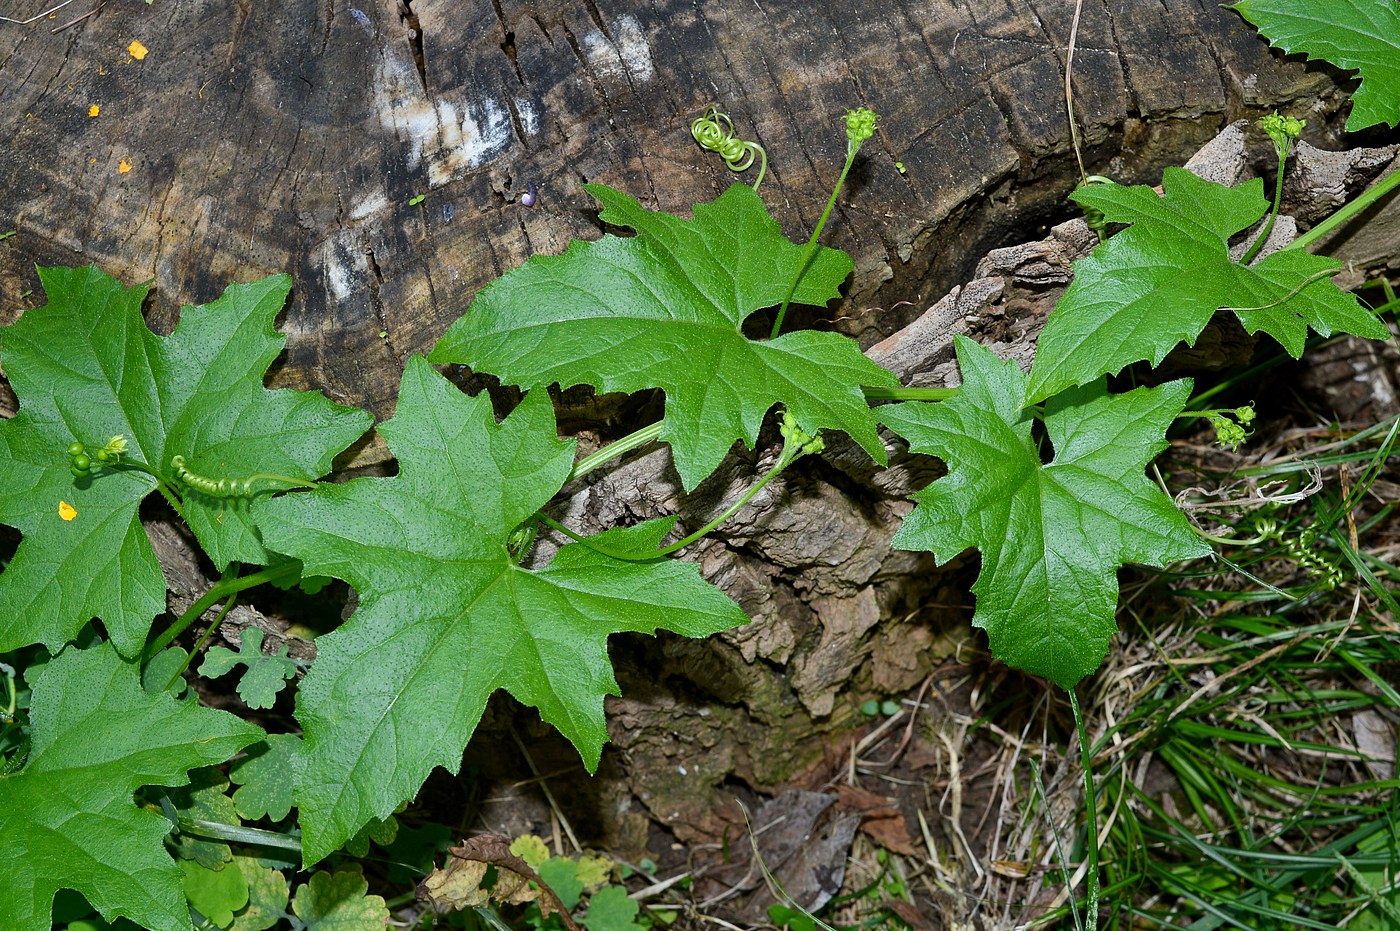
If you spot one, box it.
[861,385,959,403]
[567,420,666,483]
[538,449,788,560]
[771,142,863,340]
[1070,686,1101,931]
[1065,0,1088,187]
[141,561,300,664]
[1240,141,1289,265]
[562,389,954,486]
[539,421,812,561]
[162,593,238,692]
[1285,164,1400,254]
[101,459,188,521]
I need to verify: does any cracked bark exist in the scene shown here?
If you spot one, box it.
[2,0,1398,874]
[0,0,1366,447]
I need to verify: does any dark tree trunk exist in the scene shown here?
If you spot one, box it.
[0,0,1351,441]
[3,0,1397,923]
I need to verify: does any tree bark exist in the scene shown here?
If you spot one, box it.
[3,0,1398,922]
[0,0,1355,451]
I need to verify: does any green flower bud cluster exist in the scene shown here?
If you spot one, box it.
[1259,111,1305,158]
[779,409,825,461]
[67,435,127,477]
[1205,404,1256,451]
[845,106,878,155]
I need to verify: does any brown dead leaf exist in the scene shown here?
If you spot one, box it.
[836,784,918,856]
[417,833,581,930]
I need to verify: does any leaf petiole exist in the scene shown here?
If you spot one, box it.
[161,593,239,693]
[141,561,301,665]
[861,385,959,403]
[1070,686,1101,931]
[566,420,666,483]
[539,412,822,560]
[770,107,879,339]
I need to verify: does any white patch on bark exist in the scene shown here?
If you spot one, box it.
[371,43,514,184]
[582,14,655,83]
[515,98,539,137]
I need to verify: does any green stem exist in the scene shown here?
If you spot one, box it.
[244,474,318,493]
[1285,164,1400,254]
[175,816,303,852]
[101,459,188,521]
[567,421,666,483]
[540,437,803,560]
[861,386,959,403]
[142,562,300,664]
[1070,686,1101,931]
[162,593,238,692]
[770,147,860,340]
[1241,144,1288,265]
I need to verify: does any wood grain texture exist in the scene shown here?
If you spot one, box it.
[1,0,1347,445]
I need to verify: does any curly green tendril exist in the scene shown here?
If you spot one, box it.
[170,455,316,499]
[691,105,767,190]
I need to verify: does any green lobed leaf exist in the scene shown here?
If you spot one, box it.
[198,627,298,709]
[254,357,749,864]
[428,182,897,490]
[583,885,645,931]
[1026,168,1389,403]
[228,733,301,822]
[539,857,585,911]
[882,336,1211,688]
[1232,0,1400,130]
[226,856,289,931]
[342,814,398,858]
[0,642,262,931]
[0,267,373,656]
[179,859,248,928]
[291,867,389,931]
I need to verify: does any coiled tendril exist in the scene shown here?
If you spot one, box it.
[170,455,315,498]
[691,105,767,191]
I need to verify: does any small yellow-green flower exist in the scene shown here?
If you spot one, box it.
[845,107,879,151]
[1259,111,1305,157]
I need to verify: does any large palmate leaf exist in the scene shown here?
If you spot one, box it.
[254,357,748,865]
[428,183,897,490]
[1026,168,1389,403]
[0,267,372,656]
[882,336,1211,688]
[0,642,262,931]
[1233,0,1400,130]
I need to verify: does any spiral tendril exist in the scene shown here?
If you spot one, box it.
[171,456,257,497]
[170,455,315,499]
[691,105,767,190]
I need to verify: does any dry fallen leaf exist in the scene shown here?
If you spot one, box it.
[128,40,148,60]
[417,833,581,930]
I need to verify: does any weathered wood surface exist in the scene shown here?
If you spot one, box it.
[4,0,1398,919]
[0,0,1351,445]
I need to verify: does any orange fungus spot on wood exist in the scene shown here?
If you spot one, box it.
[88,104,100,117]
[128,40,148,60]
[118,159,132,173]
[58,501,77,521]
